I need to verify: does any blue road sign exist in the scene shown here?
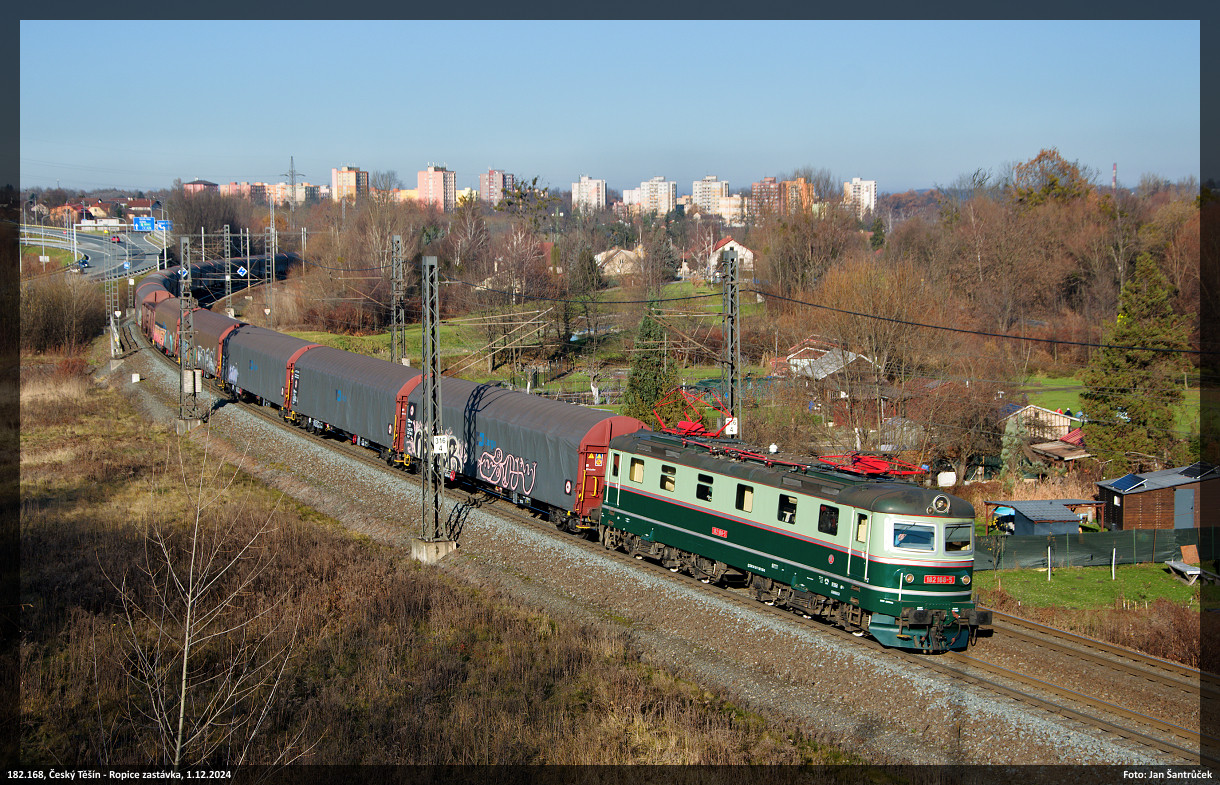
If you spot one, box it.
[236,266,247,277]
[178,268,188,277]
[133,217,154,232]
[122,261,130,270]
[154,219,173,232]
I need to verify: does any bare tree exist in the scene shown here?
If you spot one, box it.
[109,433,307,767]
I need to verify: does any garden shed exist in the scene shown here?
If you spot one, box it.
[984,499,1086,535]
[1096,462,1218,530]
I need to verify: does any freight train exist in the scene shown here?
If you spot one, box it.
[136,258,989,652]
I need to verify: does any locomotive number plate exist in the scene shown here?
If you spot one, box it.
[923,575,955,584]
[712,527,728,538]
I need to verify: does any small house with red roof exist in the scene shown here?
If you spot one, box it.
[705,236,754,279]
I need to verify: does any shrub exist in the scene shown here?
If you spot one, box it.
[20,276,105,353]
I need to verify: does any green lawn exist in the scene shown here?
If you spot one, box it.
[972,563,1199,609]
[21,245,80,268]
[1021,373,1200,435]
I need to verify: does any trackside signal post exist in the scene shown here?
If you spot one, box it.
[412,254,458,563]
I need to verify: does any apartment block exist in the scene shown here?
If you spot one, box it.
[479,169,516,206]
[691,175,729,215]
[571,174,607,212]
[751,176,781,213]
[636,176,677,215]
[843,177,878,217]
[418,165,457,212]
[331,166,369,202]
[780,177,815,214]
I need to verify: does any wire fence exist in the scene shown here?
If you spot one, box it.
[974,528,1215,570]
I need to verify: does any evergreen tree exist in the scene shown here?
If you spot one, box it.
[869,216,886,250]
[621,307,684,428]
[1000,415,1027,482]
[1081,253,1190,473]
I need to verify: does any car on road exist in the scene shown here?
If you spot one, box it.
[78,259,90,269]
[110,235,123,243]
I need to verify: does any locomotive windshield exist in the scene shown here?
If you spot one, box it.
[944,523,973,553]
[892,521,935,551]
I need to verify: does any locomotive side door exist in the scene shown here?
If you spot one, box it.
[847,512,871,584]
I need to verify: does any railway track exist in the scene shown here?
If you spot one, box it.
[131,318,1212,766]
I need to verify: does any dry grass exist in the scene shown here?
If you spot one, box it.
[20,353,855,767]
[979,587,1202,667]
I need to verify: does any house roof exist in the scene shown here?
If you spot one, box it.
[1097,462,1219,495]
[998,403,1081,423]
[986,499,1080,523]
[794,348,874,381]
[711,236,753,254]
[1030,440,1090,462]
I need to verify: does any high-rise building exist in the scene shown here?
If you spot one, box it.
[418,165,457,212]
[843,177,877,217]
[331,166,369,202]
[637,176,677,215]
[571,175,607,212]
[691,176,729,215]
[751,176,780,214]
[479,169,515,206]
[780,177,815,214]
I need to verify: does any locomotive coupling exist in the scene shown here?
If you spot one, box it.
[967,609,992,627]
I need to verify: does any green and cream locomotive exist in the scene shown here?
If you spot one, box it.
[598,431,990,652]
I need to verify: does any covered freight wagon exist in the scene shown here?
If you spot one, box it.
[289,346,421,450]
[224,326,319,405]
[402,376,648,519]
[189,309,244,380]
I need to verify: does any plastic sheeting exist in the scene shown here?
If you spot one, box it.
[974,528,1216,570]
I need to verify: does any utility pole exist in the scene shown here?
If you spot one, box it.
[390,235,406,365]
[105,259,119,359]
[177,236,203,432]
[412,254,458,564]
[721,247,741,438]
[265,225,277,329]
[282,156,303,230]
[223,224,232,314]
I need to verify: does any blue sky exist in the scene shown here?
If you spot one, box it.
[19,20,1201,195]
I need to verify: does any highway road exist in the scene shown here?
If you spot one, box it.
[20,224,169,281]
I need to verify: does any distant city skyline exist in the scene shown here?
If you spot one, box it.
[18,20,1201,195]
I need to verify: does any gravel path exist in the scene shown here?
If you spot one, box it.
[98,338,1183,767]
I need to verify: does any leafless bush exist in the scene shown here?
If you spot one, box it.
[20,275,106,353]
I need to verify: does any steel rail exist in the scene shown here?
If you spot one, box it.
[130,318,1211,766]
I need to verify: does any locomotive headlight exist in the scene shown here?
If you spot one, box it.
[904,573,914,584]
[961,574,971,585]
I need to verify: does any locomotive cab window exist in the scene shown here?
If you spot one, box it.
[629,457,645,484]
[944,523,973,553]
[818,504,839,535]
[659,464,676,493]
[855,514,868,543]
[735,484,754,514]
[893,521,935,551]
[611,453,620,477]
[696,474,714,502]
[777,494,797,524]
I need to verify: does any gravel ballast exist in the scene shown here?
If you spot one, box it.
[100,338,1187,767]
